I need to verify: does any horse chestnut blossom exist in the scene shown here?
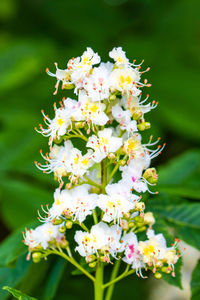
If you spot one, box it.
[24,47,180,300]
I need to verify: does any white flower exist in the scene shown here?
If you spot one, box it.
[119,158,150,193]
[110,67,140,94]
[36,141,73,179]
[138,229,167,264]
[98,183,137,223]
[38,99,78,145]
[78,91,109,126]
[121,94,155,119]
[75,222,123,258]
[75,222,106,256]
[46,63,70,95]
[68,185,98,223]
[48,185,98,223]
[36,141,95,181]
[122,232,145,276]
[83,62,113,101]
[24,222,64,250]
[66,148,94,179]
[123,133,144,158]
[70,48,100,88]
[87,128,123,163]
[109,47,129,66]
[112,103,137,133]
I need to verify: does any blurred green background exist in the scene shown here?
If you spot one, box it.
[0,0,200,299]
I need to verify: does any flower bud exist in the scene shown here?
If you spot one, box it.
[86,255,96,263]
[137,122,151,131]
[143,212,155,226]
[128,222,135,228]
[63,83,75,90]
[132,111,142,120]
[65,220,73,229]
[136,226,146,233]
[161,266,171,274]
[89,261,97,268]
[119,160,126,166]
[52,218,63,225]
[120,219,129,230]
[109,94,116,101]
[59,226,66,233]
[143,168,158,184]
[154,272,162,279]
[123,212,130,219]
[75,122,85,129]
[108,153,116,160]
[134,202,145,212]
[65,182,72,190]
[60,239,69,248]
[100,246,110,255]
[32,252,42,263]
[134,216,143,223]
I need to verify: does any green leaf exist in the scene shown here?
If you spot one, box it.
[2,286,37,300]
[0,177,52,230]
[175,226,200,251]
[158,150,200,199]
[43,258,66,300]
[191,260,200,300]
[0,255,31,300]
[0,229,26,267]
[151,203,200,229]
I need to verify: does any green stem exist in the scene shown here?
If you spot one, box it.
[103,268,135,289]
[101,159,107,193]
[64,134,88,142]
[53,250,95,282]
[104,260,121,300]
[93,209,98,224]
[107,164,119,184]
[83,175,101,189]
[94,262,104,300]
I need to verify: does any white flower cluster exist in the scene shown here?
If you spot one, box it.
[25,47,179,278]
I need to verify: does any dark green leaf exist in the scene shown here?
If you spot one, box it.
[151,203,200,229]
[191,260,200,300]
[2,286,37,300]
[0,255,31,300]
[158,150,200,199]
[0,229,26,267]
[43,258,66,300]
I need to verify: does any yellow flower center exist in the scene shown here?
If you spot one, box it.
[143,245,155,256]
[56,198,60,205]
[82,158,89,166]
[74,156,79,165]
[120,75,132,86]
[127,139,140,151]
[57,118,64,126]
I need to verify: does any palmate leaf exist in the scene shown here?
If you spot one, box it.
[191,260,200,300]
[2,286,37,300]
